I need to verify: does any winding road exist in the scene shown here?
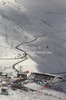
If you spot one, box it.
[13,37,37,72]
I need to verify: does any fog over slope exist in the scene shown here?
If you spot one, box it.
[17,0,66,73]
[19,0,66,14]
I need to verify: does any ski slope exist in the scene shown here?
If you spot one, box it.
[0,0,66,100]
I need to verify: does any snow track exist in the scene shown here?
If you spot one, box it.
[11,84,65,100]
[50,72,66,75]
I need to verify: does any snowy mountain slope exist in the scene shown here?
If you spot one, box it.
[16,0,66,73]
[0,0,36,67]
[0,0,66,100]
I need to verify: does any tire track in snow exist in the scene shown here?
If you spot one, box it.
[0,58,25,60]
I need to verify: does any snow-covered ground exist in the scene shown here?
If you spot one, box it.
[0,0,66,100]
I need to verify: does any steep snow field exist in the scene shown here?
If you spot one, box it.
[0,0,66,100]
[17,0,66,73]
